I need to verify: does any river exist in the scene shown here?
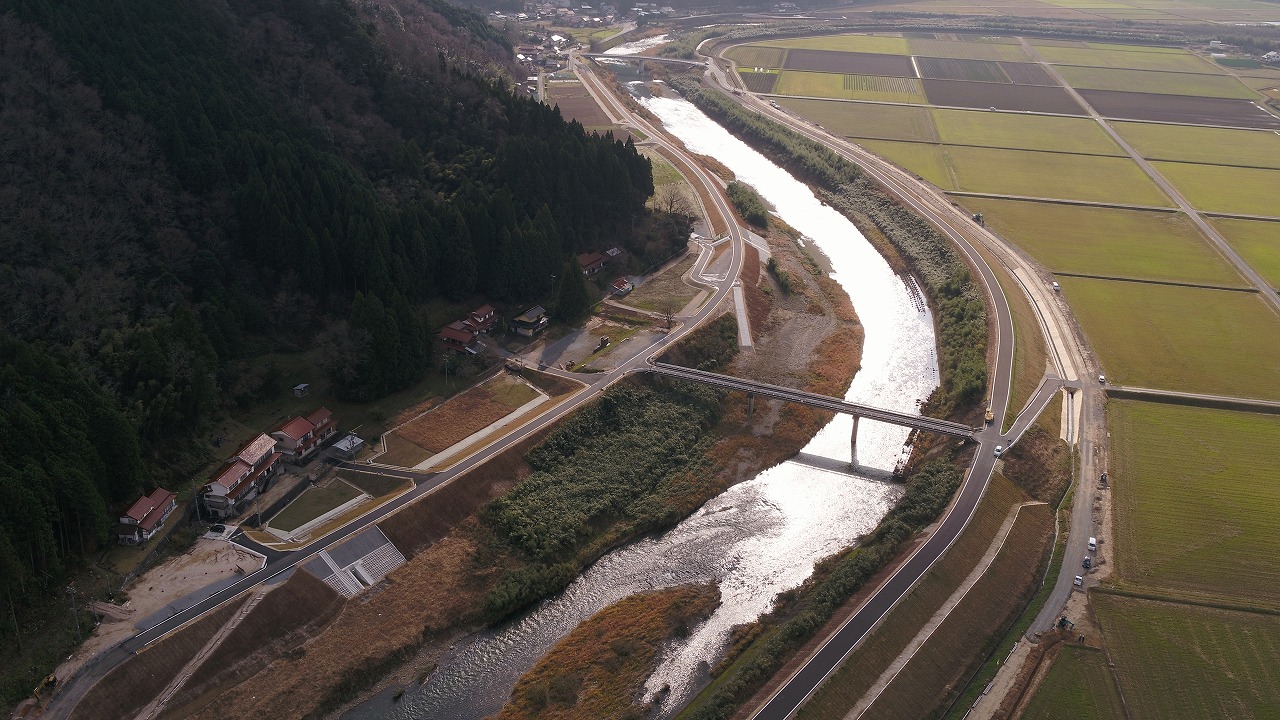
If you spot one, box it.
[343,82,939,720]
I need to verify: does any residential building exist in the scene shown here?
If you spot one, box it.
[199,433,284,519]
[439,320,480,354]
[577,251,607,275]
[513,305,549,337]
[465,304,497,334]
[117,488,178,545]
[611,277,634,295]
[333,432,366,460]
[270,408,337,464]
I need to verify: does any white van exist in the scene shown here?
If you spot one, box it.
[1088,536,1097,552]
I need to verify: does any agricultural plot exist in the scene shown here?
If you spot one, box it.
[1021,646,1127,720]
[775,71,925,103]
[724,45,786,69]
[1059,277,1280,398]
[544,82,612,127]
[855,139,954,189]
[1151,162,1280,216]
[906,37,1031,62]
[921,79,1084,114]
[1056,65,1256,99]
[775,99,939,142]
[1079,89,1280,128]
[916,56,1011,83]
[738,70,779,94]
[271,480,363,532]
[783,49,916,77]
[1109,401,1280,605]
[754,34,909,55]
[945,146,1171,206]
[1211,218,1280,289]
[1093,594,1280,720]
[997,61,1057,85]
[959,199,1244,285]
[1032,43,1218,72]
[932,108,1122,154]
[1113,121,1280,168]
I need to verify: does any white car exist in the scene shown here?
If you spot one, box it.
[993,445,1004,458]
[1073,575,1084,587]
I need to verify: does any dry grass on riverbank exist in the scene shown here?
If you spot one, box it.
[495,585,721,720]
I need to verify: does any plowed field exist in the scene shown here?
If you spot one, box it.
[998,61,1056,85]
[1079,89,1280,129]
[922,79,1083,114]
[916,56,1010,83]
[784,49,915,77]
[739,71,778,94]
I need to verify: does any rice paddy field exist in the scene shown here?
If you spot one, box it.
[1059,277,1280,398]
[1109,401,1280,605]
[754,34,909,55]
[724,44,786,69]
[776,99,938,141]
[958,199,1245,285]
[854,139,954,188]
[774,71,926,103]
[944,146,1170,205]
[1112,122,1280,169]
[1020,646,1125,720]
[1211,217,1280,289]
[907,37,1031,62]
[1151,162,1280,216]
[932,108,1122,154]
[1093,594,1280,720]
[1028,43,1219,73]
[1054,65,1257,98]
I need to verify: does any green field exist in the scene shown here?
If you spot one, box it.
[755,34,909,55]
[724,45,786,69]
[1114,122,1280,169]
[907,37,1031,62]
[1093,594,1280,720]
[270,480,363,532]
[959,199,1244,285]
[774,71,925,103]
[1153,162,1280,216]
[945,146,1172,206]
[1056,65,1256,98]
[855,139,954,188]
[1032,44,1220,73]
[1061,277,1280,397]
[1021,646,1125,720]
[932,108,1123,155]
[1110,401,1280,604]
[777,99,938,141]
[1211,217,1280,289]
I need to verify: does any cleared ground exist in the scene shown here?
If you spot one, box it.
[544,82,612,127]
[776,99,938,142]
[907,37,1031,62]
[1079,89,1280,129]
[1093,594,1280,720]
[755,34,909,55]
[1113,121,1280,169]
[392,375,539,458]
[1021,646,1126,720]
[1151,162,1280,216]
[959,198,1244,285]
[921,79,1084,114]
[783,49,916,77]
[1056,65,1257,98]
[944,146,1171,206]
[854,139,954,189]
[916,56,1011,83]
[725,45,786,69]
[270,479,362,532]
[1032,44,1219,73]
[626,254,701,311]
[739,70,779,94]
[1110,401,1280,605]
[775,71,925,103]
[932,108,1122,154]
[1060,277,1280,398]
[1211,217,1280,289]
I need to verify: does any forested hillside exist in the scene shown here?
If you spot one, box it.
[0,0,662,676]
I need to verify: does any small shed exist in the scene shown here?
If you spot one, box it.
[333,432,365,460]
[293,383,311,398]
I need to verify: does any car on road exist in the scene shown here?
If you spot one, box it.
[1074,575,1084,587]
[993,445,1004,457]
[1098,374,1106,385]
[1083,556,1092,569]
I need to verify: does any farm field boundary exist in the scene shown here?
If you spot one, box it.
[1052,272,1255,293]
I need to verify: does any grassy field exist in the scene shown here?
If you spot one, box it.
[958,198,1244,285]
[932,108,1123,155]
[1032,44,1219,73]
[270,480,362,532]
[1021,646,1126,720]
[756,34,909,55]
[855,139,954,189]
[725,45,786,69]
[1211,217,1280,289]
[627,255,701,311]
[945,146,1172,206]
[777,99,938,141]
[907,37,1031,62]
[774,70,925,103]
[1109,401,1280,605]
[1113,121,1280,169]
[1056,65,1257,98]
[1093,594,1280,720]
[390,375,537,458]
[649,155,685,186]
[340,472,409,498]
[1152,162,1280,216]
[1061,277,1280,397]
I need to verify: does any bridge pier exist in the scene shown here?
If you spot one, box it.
[850,415,860,468]
[747,391,755,417]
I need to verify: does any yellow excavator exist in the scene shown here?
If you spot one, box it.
[33,674,58,700]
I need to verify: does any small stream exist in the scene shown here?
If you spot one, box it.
[344,76,938,720]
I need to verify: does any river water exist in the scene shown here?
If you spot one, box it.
[344,85,939,720]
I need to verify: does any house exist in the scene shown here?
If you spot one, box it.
[199,433,284,519]
[293,383,310,398]
[577,252,607,275]
[611,277,634,295]
[512,305,549,337]
[1264,50,1280,63]
[465,304,497,334]
[117,488,178,545]
[439,321,479,354]
[270,408,337,464]
[333,432,365,460]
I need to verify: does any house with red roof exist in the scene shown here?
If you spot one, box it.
[117,488,178,545]
[270,408,337,464]
[577,252,607,275]
[198,432,284,519]
[438,320,479,354]
[464,304,497,334]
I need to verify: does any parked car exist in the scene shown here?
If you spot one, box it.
[1073,575,1084,587]
[993,445,1004,457]
[1083,556,1092,569]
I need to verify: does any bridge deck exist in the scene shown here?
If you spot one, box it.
[646,363,977,438]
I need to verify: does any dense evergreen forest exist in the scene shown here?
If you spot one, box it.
[0,0,666,664]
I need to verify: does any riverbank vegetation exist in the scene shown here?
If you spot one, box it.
[669,77,987,417]
[726,181,770,227]
[494,585,721,720]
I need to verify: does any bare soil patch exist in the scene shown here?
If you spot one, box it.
[998,61,1056,86]
[784,49,915,77]
[916,56,1010,83]
[393,376,535,454]
[739,71,779,94]
[1079,88,1280,129]
[545,83,612,127]
[922,79,1084,115]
